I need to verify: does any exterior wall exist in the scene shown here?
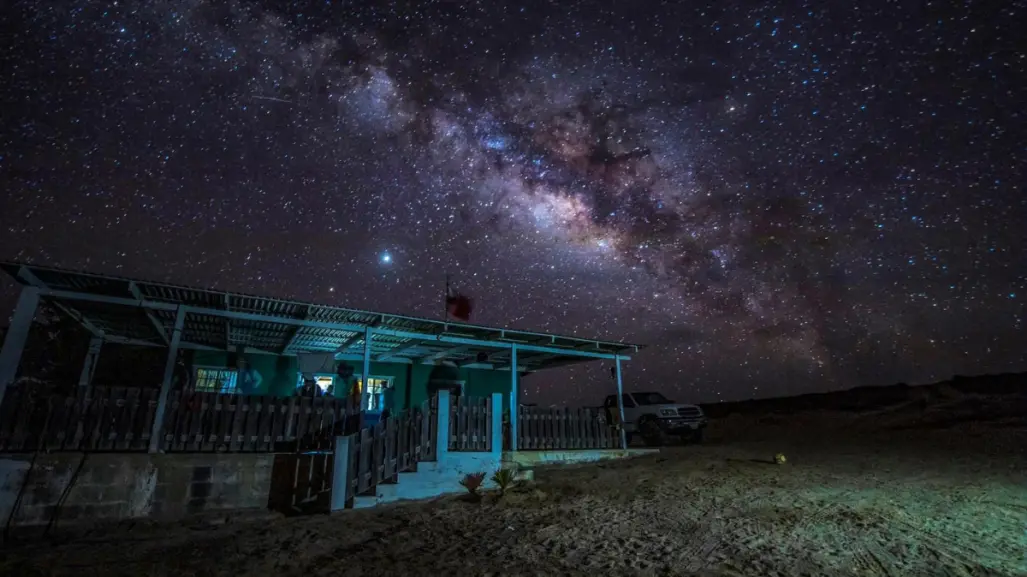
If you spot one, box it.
[0,453,273,528]
[186,351,515,413]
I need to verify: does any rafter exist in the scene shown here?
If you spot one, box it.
[129,281,169,344]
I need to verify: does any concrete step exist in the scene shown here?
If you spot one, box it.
[352,495,378,509]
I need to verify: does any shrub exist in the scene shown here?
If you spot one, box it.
[491,467,516,496]
[459,472,487,496]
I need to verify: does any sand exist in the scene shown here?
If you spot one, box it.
[3,396,1025,576]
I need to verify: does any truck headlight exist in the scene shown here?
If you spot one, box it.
[659,409,677,417]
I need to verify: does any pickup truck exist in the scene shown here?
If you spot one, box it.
[602,392,707,446]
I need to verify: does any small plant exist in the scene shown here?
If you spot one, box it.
[491,467,516,496]
[774,453,787,465]
[459,472,487,498]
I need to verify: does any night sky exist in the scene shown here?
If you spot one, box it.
[1,1,1024,405]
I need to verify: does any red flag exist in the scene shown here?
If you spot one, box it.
[445,281,473,321]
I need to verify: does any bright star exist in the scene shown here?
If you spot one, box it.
[380,252,392,264]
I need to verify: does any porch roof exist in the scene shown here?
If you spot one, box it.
[0,262,641,373]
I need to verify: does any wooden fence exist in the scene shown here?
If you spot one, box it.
[0,385,367,453]
[161,391,360,453]
[515,405,620,450]
[336,400,436,507]
[0,385,160,452]
[448,395,492,451]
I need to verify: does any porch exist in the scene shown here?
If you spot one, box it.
[0,263,648,525]
[0,385,654,523]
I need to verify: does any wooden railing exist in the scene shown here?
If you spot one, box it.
[0,385,367,454]
[448,395,492,451]
[516,405,620,450]
[0,386,159,452]
[337,400,436,507]
[161,391,360,452]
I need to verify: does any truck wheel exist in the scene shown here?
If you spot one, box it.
[639,417,665,447]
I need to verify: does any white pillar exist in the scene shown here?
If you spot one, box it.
[509,344,518,451]
[435,389,451,460]
[330,435,351,513]
[0,286,40,407]
[615,356,628,450]
[360,327,373,414]
[148,306,185,453]
[78,336,103,387]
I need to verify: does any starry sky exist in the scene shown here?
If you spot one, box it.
[1,0,1024,405]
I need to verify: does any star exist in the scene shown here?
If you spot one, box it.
[0,0,1022,405]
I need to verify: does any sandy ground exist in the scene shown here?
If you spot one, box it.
[3,398,1026,576]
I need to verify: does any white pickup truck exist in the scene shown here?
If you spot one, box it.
[602,392,708,446]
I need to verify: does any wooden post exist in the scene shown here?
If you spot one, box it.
[509,344,518,451]
[330,435,351,513]
[0,286,40,408]
[435,389,450,461]
[78,336,103,387]
[490,392,503,455]
[148,306,185,453]
[615,356,628,450]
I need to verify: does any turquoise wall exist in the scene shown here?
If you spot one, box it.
[185,351,514,412]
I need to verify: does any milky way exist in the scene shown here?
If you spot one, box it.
[1,1,1024,404]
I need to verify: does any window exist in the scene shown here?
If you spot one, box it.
[295,374,336,393]
[633,392,672,405]
[194,367,238,394]
[355,376,392,412]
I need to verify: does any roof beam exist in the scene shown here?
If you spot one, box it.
[375,341,421,362]
[3,262,641,353]
[280,304,311,354]
[129,281,169,344]
[224,293,232,350]
[373,327,629,361]
[421,344,471,362]
[457,350,507,367]
[333,330,366,354]
[16,267,106,337]
[30,288,633,362]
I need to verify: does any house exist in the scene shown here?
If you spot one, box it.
[0,262,642,446]
[0,262,650,520]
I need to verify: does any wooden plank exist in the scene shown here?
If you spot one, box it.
[484,396,493,452]
[117,388,132,450]
[283,397,297,442]
[384,412,394,480]
[295,397,311,447]
[346,432,359,505]
[126,388,145,451]
[255,396,272,452]
[357,427,373,494]
[371,421,384,487]
[243,395,259,452]
[269,397,285,449]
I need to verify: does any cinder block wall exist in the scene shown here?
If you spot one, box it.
[0,453,274,527]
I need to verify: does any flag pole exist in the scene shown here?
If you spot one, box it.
[444,274,450,322]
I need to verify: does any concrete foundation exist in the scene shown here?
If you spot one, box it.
[0,452,273,528]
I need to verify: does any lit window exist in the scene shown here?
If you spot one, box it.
[296,374,336,393]
[194,368,238,394]
[355,376,392,412]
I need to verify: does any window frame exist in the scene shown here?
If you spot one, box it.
[295,372,337,393]
[354,375,394,413]
[193,365,240,394]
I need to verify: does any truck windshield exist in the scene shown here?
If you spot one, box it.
[633,392,672,405]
